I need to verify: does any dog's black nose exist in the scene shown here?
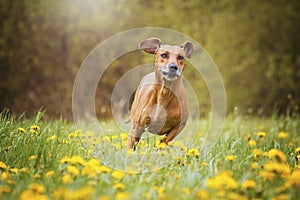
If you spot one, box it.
[169,64,178,71]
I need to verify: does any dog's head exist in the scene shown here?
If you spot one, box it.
[139,38,194,81]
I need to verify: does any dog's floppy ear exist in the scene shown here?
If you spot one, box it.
[181,41,194,58]
[139,38,161,54]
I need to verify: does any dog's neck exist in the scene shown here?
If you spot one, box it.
[154,68,182,93]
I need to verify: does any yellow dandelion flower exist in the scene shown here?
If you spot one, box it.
[62,140,69,144]
[182,187,190,194]
[286,170,300,187]
[29,183,45,193]
[278,131,288,138]
[0,161,7,169]
[241,179,256,189]
[225,155,236,161]
[87,180,97,186]
[30,125,41,131]
[257,131,266,138]
[60,156,70,164]
[264,161,291,177]
[187,148,200,156]
[217,189,226,198]
[6,179,16,185]
[175,174,181,179]
[159,135,167,142]
[260,170,275,181]
[18,127,26,133]
[29,155,38,161]
[20,190,49,200]
[253,149,264,159]
[51,188,69,199]
[267,149,287,163]
[0,186,11,194]
[275,185,287,194]
[1,172,9,179]
[99,165,111,173]
[102,136,110,142]
[126,150,135,158]
[250,162,258,170]
[112,143,121,149]
[98,195,110,200]
[47,135,57,141]
[111,135,118,139]
[196,189,209,199]
[20,183,48,200]
[70,155,84,165]
[34,174,41,179]
[68,132,79,139]
[112,170,126,179]
[156,186,166,195]
[62,174,73,184]
[121,133,128,141]
[82,158,102,177]
[248,140,256,147]
[156,142,168,149]
[45,171,55,179]
[228,192,248,200]
[82,165,96,177]
[113,183,126,190]
[30,125,40,134]
[115,192,130,200]
[85,158,101,166]
[206,171,239,190]
[295,147,300,154]
[137,140,146,148]
[72,186,93,199]
[20,168,30,174]
[272,194,288,200]
[67,165,80,176]
[9,168,19,173]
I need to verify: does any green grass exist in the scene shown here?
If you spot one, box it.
[0,110,300,200]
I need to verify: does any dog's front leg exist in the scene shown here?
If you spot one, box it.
[126,124,144,150]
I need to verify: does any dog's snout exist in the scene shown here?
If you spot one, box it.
[169,64,178,71]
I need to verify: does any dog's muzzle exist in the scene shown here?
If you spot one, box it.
[159,64,182,81]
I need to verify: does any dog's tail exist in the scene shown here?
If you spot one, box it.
[124,89,136,124]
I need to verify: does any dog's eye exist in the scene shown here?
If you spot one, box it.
[178,55,184,60]
[161,53,168,59]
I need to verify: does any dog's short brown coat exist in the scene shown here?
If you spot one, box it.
[126,38,193,150]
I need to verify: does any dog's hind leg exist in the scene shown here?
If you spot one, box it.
[164,124,181,144]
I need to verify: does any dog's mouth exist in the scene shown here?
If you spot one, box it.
[159,69,182,81]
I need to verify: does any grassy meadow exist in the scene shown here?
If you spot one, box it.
[0,110,300,200]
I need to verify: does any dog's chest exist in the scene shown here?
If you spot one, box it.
[145,87,183,134]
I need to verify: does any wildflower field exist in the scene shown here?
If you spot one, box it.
[0,110,300,200]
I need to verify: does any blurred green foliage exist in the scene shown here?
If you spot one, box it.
[0,0,299,119]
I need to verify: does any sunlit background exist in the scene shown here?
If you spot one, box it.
[1,0,299,119]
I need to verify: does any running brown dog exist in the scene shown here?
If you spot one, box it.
[126,38,194,150]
